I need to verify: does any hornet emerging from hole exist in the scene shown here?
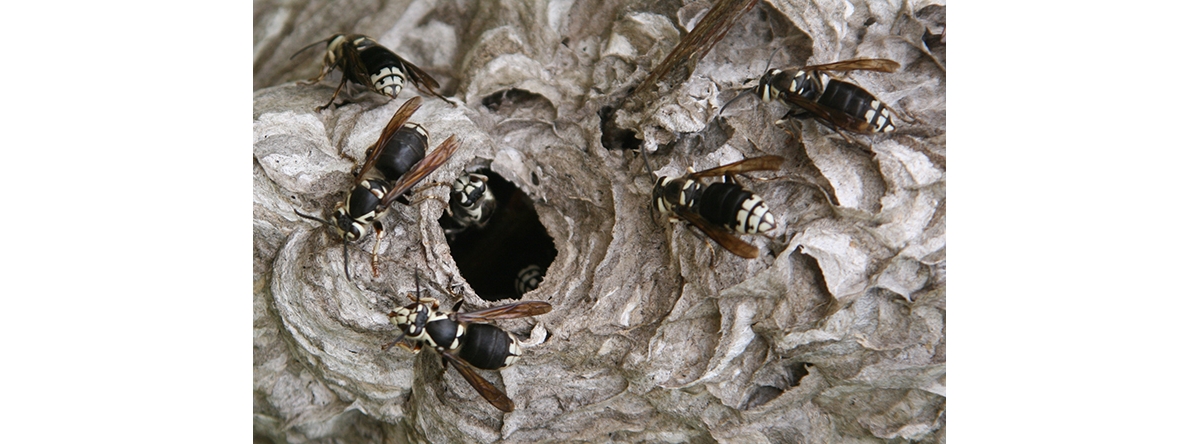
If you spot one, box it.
[442,173,496,236]
[385,280,552,412]
[291,33,451,111]
[294,96,460,280]
[644,149,784,259]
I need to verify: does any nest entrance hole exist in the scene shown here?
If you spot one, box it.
[439,169,557,301]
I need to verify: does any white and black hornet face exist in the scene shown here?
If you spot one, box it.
[449,173,495,227]
[388,302,432,337]
[331,206,367,241]
[755,68,785,102]
[652,176,673,214]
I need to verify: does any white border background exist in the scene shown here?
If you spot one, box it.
[4,0,1198,442]
[4,1,247,441]
[954,0,1200,441]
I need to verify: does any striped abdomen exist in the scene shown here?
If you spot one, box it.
[515,265,544,295]
[697,182,776,234]
[355,38,409,97]
[818,79,895,133]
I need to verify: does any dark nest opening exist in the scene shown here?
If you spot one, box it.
[439,169,558,301]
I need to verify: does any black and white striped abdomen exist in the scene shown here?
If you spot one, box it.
[356,41,409,98]
[698,182,776,234]
[457,324,522,370]
[515,265,544,295]
[819,79,895,133]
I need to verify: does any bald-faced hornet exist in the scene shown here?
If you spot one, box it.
[385,291,551,412]
[292,33,449,111]
[514,265,544,295]
[441,173,496,236]
[648,153,784,259]
[754,58,901,140]
[294,96,460,280]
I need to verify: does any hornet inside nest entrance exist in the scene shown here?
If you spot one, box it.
[439,169,557,301]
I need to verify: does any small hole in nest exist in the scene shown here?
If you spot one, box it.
[742,362,812,409]
[785,362,811,387]
[744,386,783,409]
[482,88,538,111]
[482,88,555,121]
[598,105,641,151]
[439,169,557,301]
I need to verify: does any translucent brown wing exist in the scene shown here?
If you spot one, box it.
[453,301,553,324]
[442,350,514,412]
[354,96,424,184]
[336,36,376,87]
[779,94,872,133]
[397,57,450,103]
[688,155,784,180]
[802,58,899,73]
[377,134,461,208]
[675,209,758,259]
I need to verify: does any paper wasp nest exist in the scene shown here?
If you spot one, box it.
[254,0,945,442]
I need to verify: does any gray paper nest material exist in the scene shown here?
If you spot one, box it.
[254,0,945,442]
